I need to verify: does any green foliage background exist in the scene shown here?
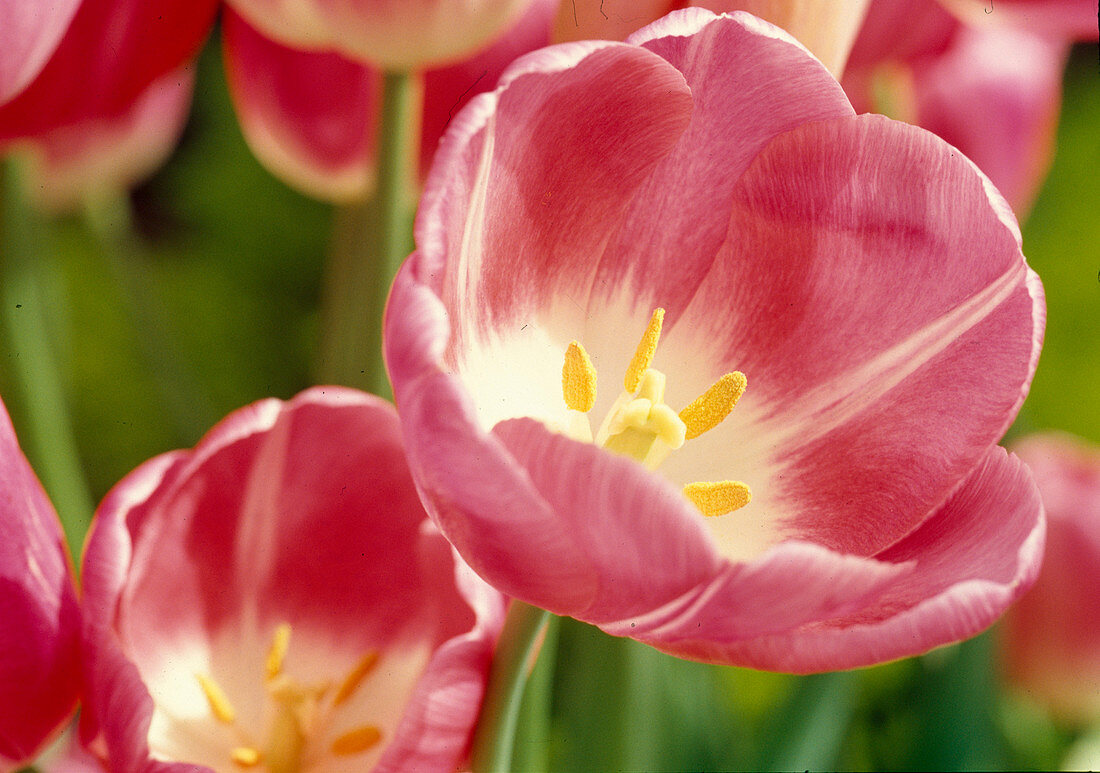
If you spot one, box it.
[3,32,1097,773]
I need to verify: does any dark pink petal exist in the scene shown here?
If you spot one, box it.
[0,401,81,767]
[592,10,855,316]
[647,446,1044,672]
[912,25,1068,215]
[80,388,501,770]
[222,9,378,202]
[1002,434,1100,724]
[22,65,194,212]
[846,0,959,69]
[0,0,215,142]
[664,113,1042,556]
[0,0,81,104]
[414,36,694,355]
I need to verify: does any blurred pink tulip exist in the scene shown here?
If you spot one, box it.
[0,0,81,104]
[844,0,1090,215]
[554,1,870,75]
[1002,434,1100,725]
[225,0,540,69]
[79,388,505,771]
[222,0,556,201]
[385,9,1046,672]
[0,399,81,768]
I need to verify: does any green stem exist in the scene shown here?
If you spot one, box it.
[470,601,552,773]
[316,69,419,398]
[511,614,561,772]
[0,159,95,553]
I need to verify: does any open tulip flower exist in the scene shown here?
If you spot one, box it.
[0,400,81,769]
[385,9,1046,672]
[79,387,505,771]
[1002,434,1100,725]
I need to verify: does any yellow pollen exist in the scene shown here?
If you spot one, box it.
[195,673,236,724]
[333,651,380,707]
[683,481,752,517]
[624,308,664,393]
[230,747,262,768]
[331,725,383,756]
[562,341,597,412]
[679,371,747,440]
[265,622,292,681]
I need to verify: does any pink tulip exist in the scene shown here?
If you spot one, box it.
[0,399,81,768]
[844,0,1086,215]
[224,0,539,69]
[384,9,1045,672]
[222,0,556,201]
[1002,434,1100,725]
[0,0,81,104]
[79,388,505,771]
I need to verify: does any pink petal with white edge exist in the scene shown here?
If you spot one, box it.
[654,113,1042,560]
[0,401,81,767]
[0,0,215,142]
[22,65,194,213]
[222,8,378,202]
[0,0,81,104]
[913,25,1068,216]
[80,388,503,772]
[647,446,1044,672]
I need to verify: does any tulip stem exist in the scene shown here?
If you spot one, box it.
[0,158,96,554]
[470,600,552,773]
[316,69,420,398]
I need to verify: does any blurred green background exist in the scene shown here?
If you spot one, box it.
[2,30,1097,773]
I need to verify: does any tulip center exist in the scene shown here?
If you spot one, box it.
[561,307,752,517]
[195,623,384,772]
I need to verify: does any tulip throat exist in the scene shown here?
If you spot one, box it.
[561,307,751,518]
[195,623,383,772]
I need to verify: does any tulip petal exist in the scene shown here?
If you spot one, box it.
[0,0,81,104]
[646,446,1044,671]
[0,403,81,767]
[0,0,216,142]
[912,25,1068,215]
[652,113,1042,559]
[222,9,378,202]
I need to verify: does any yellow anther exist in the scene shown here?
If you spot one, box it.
[562,341,598,412]
[230,747,262,767]
[331,725,383,756]
[196,673,236,724]
[334,651,380,707]
[625,308,664,393]
[683,481,752,517]
[679,371,747,440]
[265,622,292,681]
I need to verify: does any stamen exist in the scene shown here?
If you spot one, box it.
[624,308,664,393]
[230,747,262,768]
[679,372,747,440]
[265,622,292,681]
[331,725,383,756]
[562,341,597,412]
[333,651,380,706]
[196,673,236,724]
[683,481,752,517]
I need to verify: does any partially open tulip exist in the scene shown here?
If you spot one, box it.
[222,0,556,201]
[555,1,870,76]
[1002,434,1100,725]
[79,387,505,771]
[385,9,1045,672]
[224,0,539,70]
[844,0,1088,215]
[0,398,81,768]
